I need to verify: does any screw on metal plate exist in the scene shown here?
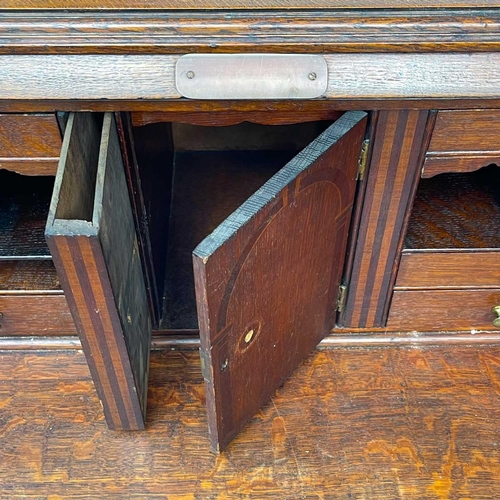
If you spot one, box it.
[175,54,328,100]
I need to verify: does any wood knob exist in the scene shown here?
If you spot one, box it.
[493,306,500,328]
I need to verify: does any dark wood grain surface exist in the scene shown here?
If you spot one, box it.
[3,347,500,498]
[7,98,500,115]
[341,110,430,328]
[97,113,152,423]
[193,112,366,451]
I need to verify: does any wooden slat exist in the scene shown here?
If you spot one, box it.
[324,54,500,98]
[46,112,151,431]
[5,98,500,114]
[396,250,500,290]
[2,55,179,100]
[3,54,500,100]
[118,115,175,326]
[193,111,367,452]
[341,110,430,328]
[388,289,500,331]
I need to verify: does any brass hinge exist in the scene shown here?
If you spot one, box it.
[337,284,348,313]
[356,139,370,181]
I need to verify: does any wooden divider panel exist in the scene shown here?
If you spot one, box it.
[340,109,430,328]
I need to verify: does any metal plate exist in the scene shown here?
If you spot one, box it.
[175,54,328,100]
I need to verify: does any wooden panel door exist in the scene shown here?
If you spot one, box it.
[46,112,151,430]
[193,111,367,452]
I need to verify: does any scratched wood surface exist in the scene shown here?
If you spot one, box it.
[1,347,500,498]
[4,11,500,56]
[3,0,499,9]
[4,54,500,101]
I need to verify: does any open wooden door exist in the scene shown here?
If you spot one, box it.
[193,111,368,452]
[46,113,151,430]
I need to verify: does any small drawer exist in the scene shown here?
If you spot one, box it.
[0,260,77,337]
[0,113,62,176]
[429,110,500,154]
[0,295,76,336]
[395,250,500,290]
[423,110,500,178]
[387,289,500,331]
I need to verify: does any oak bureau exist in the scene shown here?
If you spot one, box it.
[1,2,500,451]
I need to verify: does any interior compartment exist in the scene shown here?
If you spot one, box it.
[404,164,500,250]
[141,120,334,330]
[0,170,54,259]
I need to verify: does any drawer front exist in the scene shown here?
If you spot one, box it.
[429,110,500,154]
[396,251,500,289]
[0,295,76,336]
[387,289,500,331]
[423,110,500,178]
[0,113,62,176]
